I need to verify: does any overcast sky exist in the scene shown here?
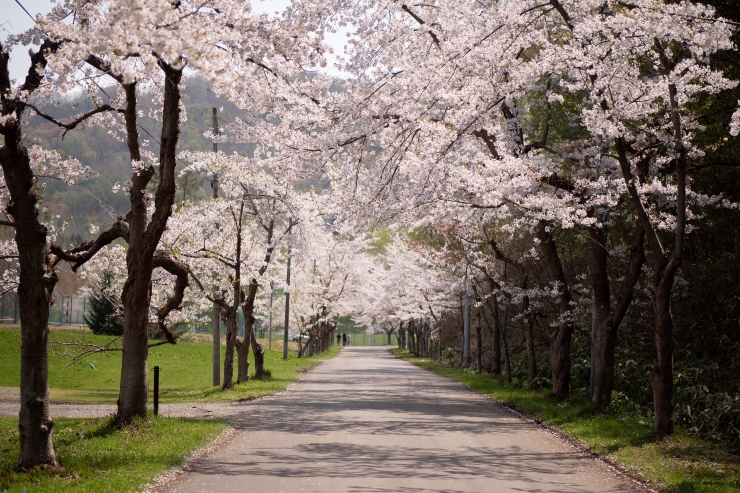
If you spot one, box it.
[3,0,347,83]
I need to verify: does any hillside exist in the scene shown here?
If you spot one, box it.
[25,76,255,246]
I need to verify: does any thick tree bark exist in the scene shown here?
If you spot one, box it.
[1,139,58,469]
[652,279,675,435]
[492,295,512,383]
[589,220,645,407]
[242,280,266,379]
[236,338,250,384]
[117,66,183,423]
[222,306,238,389]
[536,221,573,398]
[251,330,266,378]
[1,40,61,469]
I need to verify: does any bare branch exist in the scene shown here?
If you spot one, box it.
[51,216,129,270]
[26,103,118,136]
[152,250,192,344]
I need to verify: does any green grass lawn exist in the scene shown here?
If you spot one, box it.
[0,416,228,493]
[391,348,740,493]
[0,327,340,403]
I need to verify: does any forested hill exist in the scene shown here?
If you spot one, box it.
[25,76,254,246]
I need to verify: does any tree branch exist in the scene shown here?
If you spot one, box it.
[51,216,129,271]
[152,250,191,344]
[401,4,442,49]
[26,103,117,136]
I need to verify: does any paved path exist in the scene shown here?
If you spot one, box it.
[163,347,639,493]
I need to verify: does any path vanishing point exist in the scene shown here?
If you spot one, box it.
[162,347,640,493]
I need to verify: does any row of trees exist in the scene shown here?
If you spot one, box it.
[3,0,740,470]
[320,0,740,440]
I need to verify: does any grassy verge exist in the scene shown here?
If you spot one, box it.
[0,327,340,403]
[0,415,228,493]
[391,348,740,493]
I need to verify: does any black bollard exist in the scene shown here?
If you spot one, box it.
[153,366,160,416]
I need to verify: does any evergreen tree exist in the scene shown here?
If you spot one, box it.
[84,271,123,336]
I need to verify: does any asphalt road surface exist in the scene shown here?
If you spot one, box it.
[163,346,639,493]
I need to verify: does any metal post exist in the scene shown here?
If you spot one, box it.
[282,219,293,360]
[269,281,274,350]
[153,366,160,416]
[211,107,221,387]
[463,297,471,367]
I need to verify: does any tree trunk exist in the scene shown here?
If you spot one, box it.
[652,277,675,435]
[500,299,512,383]
[521,278,537,384]
[487,294,501,374]
[117,67,182,423]
[10,166,57,468]
[1,38,61,468]
[524,315,537,384]
[1,114,59,469]
[589,223,616,408]
[537,221,573,398]
[612,66,686,433]
[476,310,482,374]
[251,329,266,379]
[222,308,238,389]
[237,338,250,383]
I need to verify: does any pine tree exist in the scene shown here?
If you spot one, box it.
[84,271,123,335]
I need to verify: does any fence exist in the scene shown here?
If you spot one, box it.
[0,292,89,327]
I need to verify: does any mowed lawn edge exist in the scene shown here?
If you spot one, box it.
[390,348,740,493]
[0,327,340,404]
[0,415,229,493]
[0,330,342,492]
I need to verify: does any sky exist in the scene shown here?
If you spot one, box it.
[3,0,346,82]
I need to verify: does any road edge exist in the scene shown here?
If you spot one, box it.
[388,348,661,493]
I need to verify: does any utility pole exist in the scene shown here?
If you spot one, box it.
[211,107,220,387]
[269,281,274,350]
[282,218,293,360]
[463,296,471,367]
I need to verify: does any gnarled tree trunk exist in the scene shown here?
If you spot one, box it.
[1,40,61,469]
[536,221,573,398]
[117,67,183,423]
[222,306,239,389]
[2,135,58,469]
[589,220,645,407]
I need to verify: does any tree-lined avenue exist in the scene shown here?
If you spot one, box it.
[164,347,638,493]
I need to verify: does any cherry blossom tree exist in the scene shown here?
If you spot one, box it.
[162,153,298,385]
[288,217,376,356]
[300,0,740,434]
[31,0,333,424]
[0,36,119,468]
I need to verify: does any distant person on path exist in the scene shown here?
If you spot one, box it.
[336,333,341,345]
[342,333,347,346]
[347,335,351,346]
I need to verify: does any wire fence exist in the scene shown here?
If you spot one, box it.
[0,291,89,327]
